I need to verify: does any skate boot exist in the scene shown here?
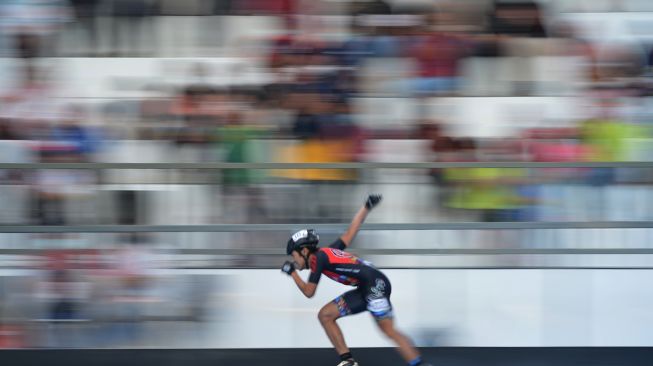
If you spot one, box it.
[336,359,359,366]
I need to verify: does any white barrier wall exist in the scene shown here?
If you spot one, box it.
[188,268,653,348]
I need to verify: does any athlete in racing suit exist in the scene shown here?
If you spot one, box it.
[282,195,431,366]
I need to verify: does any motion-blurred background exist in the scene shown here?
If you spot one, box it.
[0,0,653,351]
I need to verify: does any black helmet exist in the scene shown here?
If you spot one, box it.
[286,229,320,255]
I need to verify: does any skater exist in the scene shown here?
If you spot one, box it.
[282,195,432,366]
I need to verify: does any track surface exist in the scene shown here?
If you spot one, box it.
[0,347,650,366]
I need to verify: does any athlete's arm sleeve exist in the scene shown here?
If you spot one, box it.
[308,251,327,284]
[329,238,347,250]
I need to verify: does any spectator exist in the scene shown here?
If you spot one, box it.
[401,8,469,96]
[216,108,269,263]
[30,105,99,226]
[66,0,99,56]
[490,1,550,95]
[0,0,72,58]
[50,105,98,157]
[101,0,154,57]
[490,1,547,38]
[648,44,653,75]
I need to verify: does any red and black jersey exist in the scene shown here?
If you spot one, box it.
[308,239,381,286]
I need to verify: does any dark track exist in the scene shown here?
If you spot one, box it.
[0,347,651,366]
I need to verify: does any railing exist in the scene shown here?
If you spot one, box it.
[1,162,652,169]
[0,161,652,269]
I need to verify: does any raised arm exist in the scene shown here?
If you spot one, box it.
[339,195,382,247]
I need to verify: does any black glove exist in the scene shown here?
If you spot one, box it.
[281,261,296,275]
[365,194,382,210]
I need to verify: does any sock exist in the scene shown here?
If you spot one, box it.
[340,352,353,361]
[408,356,422,366]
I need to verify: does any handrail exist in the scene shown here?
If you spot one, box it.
[0,162,651,169]
[0,248,652,255]
[0,221,651,232]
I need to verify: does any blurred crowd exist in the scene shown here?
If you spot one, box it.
[0,0,652,227]
[0,248,220,348]
[2,0,653,348]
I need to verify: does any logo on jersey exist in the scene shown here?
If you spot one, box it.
[331,249,351,258]
[325,248,359,264]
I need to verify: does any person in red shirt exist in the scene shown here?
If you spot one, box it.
[403,26,467,96]
[282,195,431,366]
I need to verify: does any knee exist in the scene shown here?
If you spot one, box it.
[318,307,337,324]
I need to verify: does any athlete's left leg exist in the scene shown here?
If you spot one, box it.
[376,317,421,363]
[366,277,424,365]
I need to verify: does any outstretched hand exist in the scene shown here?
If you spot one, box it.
[365,194,382,210]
